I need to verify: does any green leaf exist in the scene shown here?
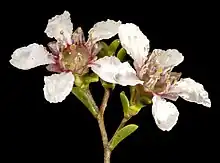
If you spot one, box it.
[74,74,84,87]
[72,87,98,117]
[109,124,138,151]
[74,73,99,89]
[140,96,152,104]
[84,73,99,84]
[128,103,145,116]
[117,48,126,61]
[100,79,115,89]
[98,42,109,58]
[120,91,130,116]
[108,39,120,56]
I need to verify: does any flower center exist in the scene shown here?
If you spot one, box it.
[141,66,181,94]
[142,67,167,93]
[60,44,90,75]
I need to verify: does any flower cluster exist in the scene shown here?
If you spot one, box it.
[10,11,211,131]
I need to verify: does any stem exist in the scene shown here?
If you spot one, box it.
[100,88,110,116]
[104,147,111,163]
[115,117,130,132]
[130,86,137,105]
[109,117,130,145]
[97,88,111,163]
[97,114,108,148]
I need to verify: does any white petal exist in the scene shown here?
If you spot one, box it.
[44,11,73,44]
[90,56,143,86]
[151,49,184,68]
[9,43,54,70]
[43,72,75,103]
[118,23,150,68]
[114,62,144,86]
[47,41,60,55]
[170,78,211,107]
[88,19,121,43]
[90,56,121,84]
[152,96,179,131]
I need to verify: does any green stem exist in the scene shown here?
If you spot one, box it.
[116,117,129,133]
[109,117,130,145]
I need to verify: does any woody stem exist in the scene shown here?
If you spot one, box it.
[97,88,111,163]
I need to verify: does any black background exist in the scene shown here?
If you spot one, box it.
[2,2,218,163]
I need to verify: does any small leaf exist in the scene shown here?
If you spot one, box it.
[100,79,115,89]
[98,41,109,58]
[128,103,145,116]
[74,73,99,89]
[120,91,130,116]
[72,87,98,117]
[108,39,120,56]
[140,96,152,104]
[109,124,138,151]
[84,73,99,84]
[117,48,126,61]
[74,74,84,87]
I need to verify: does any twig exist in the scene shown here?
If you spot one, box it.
[100,88,110,116]
[97,88,111,163]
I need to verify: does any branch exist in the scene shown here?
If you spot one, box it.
[97,88,111,163]
[100,88,110,116]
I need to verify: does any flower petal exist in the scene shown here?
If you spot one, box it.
[46,64,62,73]
[151,49,184,68]
[44,11,73,44]
[114,62,144,86]
[170,78,211,107]
[152,96,179,131]
[47,41,60,55]
[90,56,121,84]
[91,43,103,57]
[90,56,143,86]
[88,19,121,43]
[43,72,75,103]
[9,43,54,70]
[118,23,150,68]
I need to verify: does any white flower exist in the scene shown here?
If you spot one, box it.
[9,43,54,70]
[44,11,73,45]
[116,23,210,131]
[10,11,123,103]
